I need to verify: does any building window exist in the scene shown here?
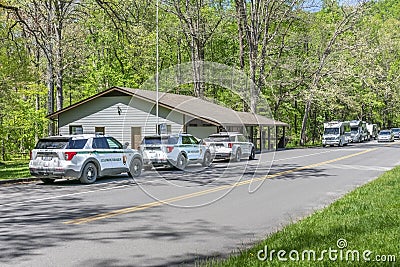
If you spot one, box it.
[157,124,172,135]
[95,127,105,135]
[69,125,83,135]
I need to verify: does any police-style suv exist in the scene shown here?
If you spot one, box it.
[29,134,143,184]
[207,132,255,161]
[140,133,213,170]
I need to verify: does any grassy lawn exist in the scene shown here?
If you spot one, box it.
[0,159,31,180]
[207,166,400,266]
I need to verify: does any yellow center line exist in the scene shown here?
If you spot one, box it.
[64,148,378,225]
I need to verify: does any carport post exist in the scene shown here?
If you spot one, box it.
[248,126,253,144]
[268,126,271,150]
[283,126,286,148]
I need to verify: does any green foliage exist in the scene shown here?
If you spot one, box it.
[1,0,400,150]
[0,12,48,159]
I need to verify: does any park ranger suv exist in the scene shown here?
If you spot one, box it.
[140,133,214,170]
[29,134,143,184]
[207,132,255,161]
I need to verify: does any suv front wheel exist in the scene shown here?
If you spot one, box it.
[80,162,98,184]
[233,149,241,162]
[129,157,142,177]
[202,151,212,167]
[176,153,187,170]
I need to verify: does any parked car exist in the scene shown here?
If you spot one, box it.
[207,132,255,161]
[377,130,394,142]
[391,128,400,139]
[29,134,143,184]
[140,133,214,170]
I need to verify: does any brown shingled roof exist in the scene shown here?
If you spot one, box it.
[48,86,288,127]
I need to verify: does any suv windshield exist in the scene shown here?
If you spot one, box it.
[143,136,179,145]
[208,135,235,142]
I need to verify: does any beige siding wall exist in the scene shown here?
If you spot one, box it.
[59,96,184,145]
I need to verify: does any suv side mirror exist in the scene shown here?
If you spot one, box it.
[123,142,129,149]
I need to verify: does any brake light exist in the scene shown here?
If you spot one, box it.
[64,151,77,160]
[166,146,174,153]
[228,143,233,148]
[30,151,33,160]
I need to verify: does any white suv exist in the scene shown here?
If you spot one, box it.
[207,132,255,161]
[140,133,213,170]
[29,134,143,184]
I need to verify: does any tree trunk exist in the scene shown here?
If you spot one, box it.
[249,49,258,113]
[300,98,311,146]
[47,60,55,136]
[191,37,205,98]
[55,20,63,111]
[235,2,245,70]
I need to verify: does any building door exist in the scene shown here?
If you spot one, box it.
[131,127,142,150]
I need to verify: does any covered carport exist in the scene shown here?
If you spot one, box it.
[235,112,289,152]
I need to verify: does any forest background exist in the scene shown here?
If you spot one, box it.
[0,0,399,160]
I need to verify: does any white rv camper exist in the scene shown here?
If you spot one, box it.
[366,123,378,140]
[361,121,369,141]
[350,120,363,143]
[322,121,350,147]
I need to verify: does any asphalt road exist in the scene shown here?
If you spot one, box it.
[1,141,399,266]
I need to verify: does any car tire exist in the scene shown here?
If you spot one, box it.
[249,148,255,160]
[80,162,98,184]
[234,149,241,162]
[129,157,142,177]
[202,151,212,167]
[176,153,187,170]
[40,178,55,184]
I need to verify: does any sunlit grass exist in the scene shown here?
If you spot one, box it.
[0,160,31,180]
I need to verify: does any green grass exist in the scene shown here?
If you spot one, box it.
[0,159,31,180]
[206,166,400,266]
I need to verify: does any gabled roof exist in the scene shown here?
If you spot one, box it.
[48,86,288,127]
